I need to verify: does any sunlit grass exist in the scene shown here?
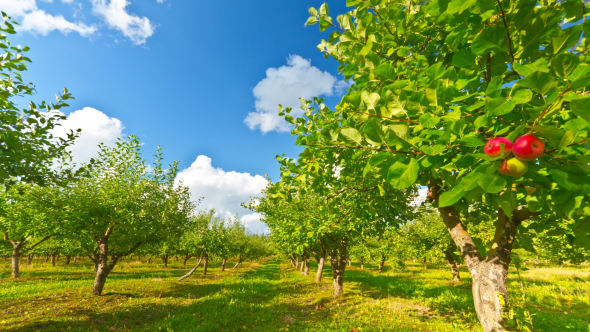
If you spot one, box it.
[0,257,588,331]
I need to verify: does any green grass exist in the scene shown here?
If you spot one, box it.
[0,257,589,331]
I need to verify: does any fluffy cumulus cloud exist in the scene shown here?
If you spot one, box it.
[91,0,156,45]
[245,55,349,133]
[52,107,125,165]
[176,156,269,234]
[0,0,97,36]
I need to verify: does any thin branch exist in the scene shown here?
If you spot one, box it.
[21,235,53,254]
[496,0,515,64]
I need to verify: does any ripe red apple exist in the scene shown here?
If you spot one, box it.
[484,137,513,158]
[513,135,544,161]
[499,158,528,177]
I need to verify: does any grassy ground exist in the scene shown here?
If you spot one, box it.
[0,257,589,331]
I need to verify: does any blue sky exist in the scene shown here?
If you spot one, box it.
[2,0,351,232]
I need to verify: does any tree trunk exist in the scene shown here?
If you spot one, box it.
[203,254,208,275]
[303,257,309,276]
[45,255,49,263]
[148,257,152,264]
[65,255,71,265]
[444,249,461,282]
[233,257,244,269]
[74,256,77,263]
[51,252,57,267]
[221,257,227,271]
[27,254,33,265]
[378,253,386,273]
[93,236,113,296]
[183,254,192,267]
[430,183,537,332]
[11,246,21,279]
[91,228,141,296]
[348,257,351,267]
[300,257,305,272]
[316,253,325,282]
[162,254,169,267]
[295,256,299,269]
[177,256,203,281]
[360,257,364,269]
[330,235,348,297]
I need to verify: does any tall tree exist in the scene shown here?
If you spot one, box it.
[299,1,590,330]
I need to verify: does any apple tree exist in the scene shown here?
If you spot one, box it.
[296,0,590,330]
[63,137,195,295]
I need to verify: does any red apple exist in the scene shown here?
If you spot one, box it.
[484,137,513,158]
[499,158,528,177]
[513,135,544,161]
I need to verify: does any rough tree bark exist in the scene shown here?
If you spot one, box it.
[444,248,461,282]
[330,234,348,297]
[430,183,537,332]
[203,254,208,275]
[92,227,142,296]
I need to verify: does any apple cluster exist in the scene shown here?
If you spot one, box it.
[483,135,545,177]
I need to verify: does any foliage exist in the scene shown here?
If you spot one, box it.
[0,13,79,186]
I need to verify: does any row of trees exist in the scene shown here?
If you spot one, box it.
[0,14,272,296]
[250,1,590,331]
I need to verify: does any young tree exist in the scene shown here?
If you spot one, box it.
[64,137,195,295]
[299,1,590,330]
[0,183,64,278]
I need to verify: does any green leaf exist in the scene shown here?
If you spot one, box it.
[471,25,508,55]
[513,58,550,76]
[557,131,575,154]
[373,63,396,81]
[487,98,516,115]
[388,159,420,189]
[308,7,318,16]
[516,72,557,95]
[570,96,590,122]
[359,38,373,56]
[552,53,579,79]
[452,49,477,69]
[497,189,517,216]
[549,24,582,55]
[438,184,466,207]
[478,173,507,193]
[461,166,487,191]
[319,3,329,15]
[459,136,485,147]
[361,91,380,110]
[340,127,362,145]
[419,113,440,128]
[511,90,532,104]
[363,152,390,177]
[363,118,384,145]
[306,16,319,25]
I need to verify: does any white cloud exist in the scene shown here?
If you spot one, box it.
[245,54,348,133]
[176,156,269,234]
[91,0,156,45]
[0,0,97,37]
[156,0,165,3]
[52,107,125,165]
